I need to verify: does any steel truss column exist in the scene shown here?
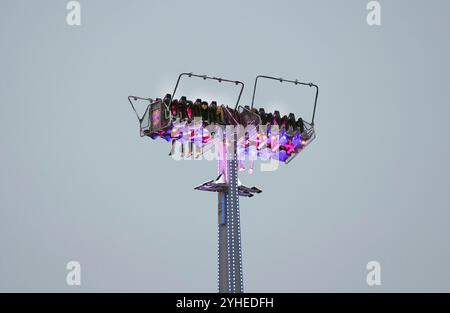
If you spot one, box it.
[217,133,244,293]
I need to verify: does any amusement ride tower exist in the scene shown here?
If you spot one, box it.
[128,73,318,293]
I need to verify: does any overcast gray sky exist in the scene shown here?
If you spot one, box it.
[1,0,449,292]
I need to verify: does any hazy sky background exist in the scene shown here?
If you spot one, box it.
[1,0,449,292]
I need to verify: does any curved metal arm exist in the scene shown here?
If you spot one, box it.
[128,95,153,121]
[170,72,245,110]
[251,75,319,125]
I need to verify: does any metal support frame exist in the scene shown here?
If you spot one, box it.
[251,75,319,126]
[170,72,245,111]
[127,96,153,122]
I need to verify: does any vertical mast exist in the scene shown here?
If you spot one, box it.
[217,130,244,293]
